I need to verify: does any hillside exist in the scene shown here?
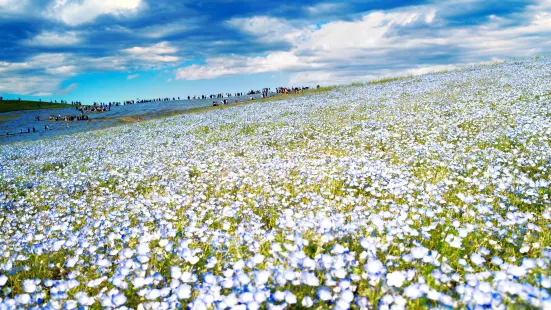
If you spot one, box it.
[0,58,551,309]
[0,100,69,113]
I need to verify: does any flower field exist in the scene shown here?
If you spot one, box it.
[1,57,551,309]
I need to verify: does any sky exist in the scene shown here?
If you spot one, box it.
[0,0,550,103]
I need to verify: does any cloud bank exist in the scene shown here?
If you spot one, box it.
[0,0,550,96]
[176,1,551,84]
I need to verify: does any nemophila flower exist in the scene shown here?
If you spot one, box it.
[22,279,37,293]
[365,259,385,275]
[317,287,332,301]
[112,291,127,307]
[16,294,31,305]
[175,284,191,299]
[0,275,8,286]
[491,256,504,266]
[285,291,297,304]
[74,292,93,306]
[507,265,527,277]
[301,272,320,286]
[302,296,314,307]
[387,271,406,288]
[404,284,423,299]
[470,253,486,267]
[411,246,429,259]
[171,266,182,279]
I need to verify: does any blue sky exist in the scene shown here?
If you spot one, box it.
[0,0,550,103]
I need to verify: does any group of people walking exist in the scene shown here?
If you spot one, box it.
[212,99,240,106]
[276,86,310,94]
[48,115,90,122]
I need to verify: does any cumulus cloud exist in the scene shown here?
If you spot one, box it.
[0,76,63,95]
[0,42,179,94]
[137,21,196,39]
[2,0,550,96]
[176,51,313,80]
[306,2,344,16]
[0,53,79,94]
[123,42,180,63]
[0,0,28,13]
[49,0,142,26]
[32,92,54,97]
[176,1,551,84]
[55,83,77,95]
[22,31,81,47]
[227,16,304,43]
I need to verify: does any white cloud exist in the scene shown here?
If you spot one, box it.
[227,16,311,45]
[138,21,195,39]
[306,2,343,15]
[176,2,551,84]
[0,54,79,95]
[32,92,54,97]
[176,51,313,80]
[124,42,177,55]
[0,0,28,13]
[23,31,81,47]
[45,65,78,75]
[227,16,295,37]
[0,42,181,94]
[49,0,142,26]
[0,76,63,95]
[55,83,78,95]
[123,42,180,63]
[127,74,139,80]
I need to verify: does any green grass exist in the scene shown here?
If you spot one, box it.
[367,75,413,85]
[0,100,70,113]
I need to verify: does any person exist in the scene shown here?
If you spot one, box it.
[32,127,36,132]
[5,130,8,136]
[19,129,23,134]
[27,128,30,133]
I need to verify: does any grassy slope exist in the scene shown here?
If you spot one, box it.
[0,100,69,113]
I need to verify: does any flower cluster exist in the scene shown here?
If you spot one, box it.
[1,57,551,309]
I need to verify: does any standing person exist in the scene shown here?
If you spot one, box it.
[32,127,36,132]
[27,128,30,133]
